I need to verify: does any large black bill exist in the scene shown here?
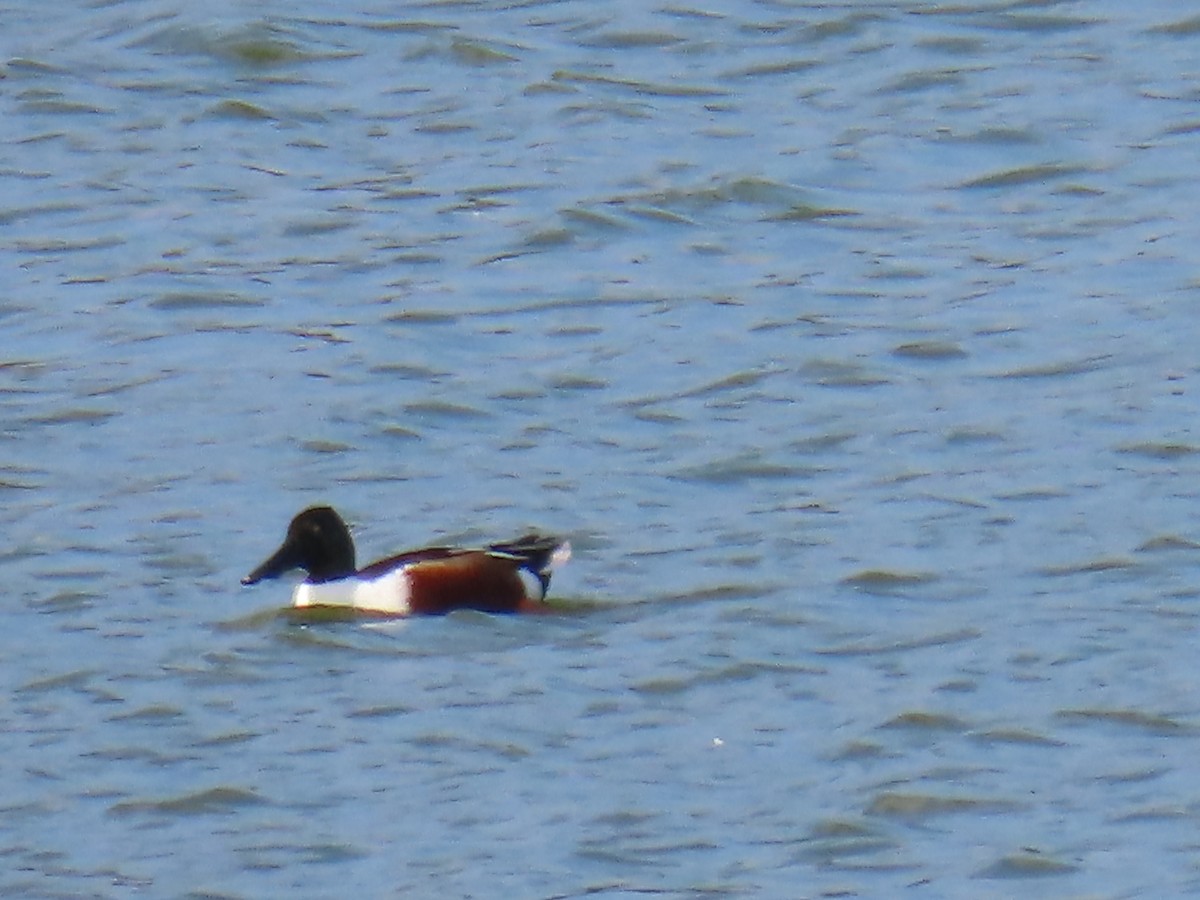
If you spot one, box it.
[241,537,301,586]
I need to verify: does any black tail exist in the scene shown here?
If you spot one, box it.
[488,533,571,591]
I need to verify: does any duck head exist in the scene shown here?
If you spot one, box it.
[242,506,357,585]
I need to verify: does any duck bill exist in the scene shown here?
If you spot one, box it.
[242,537,302,586]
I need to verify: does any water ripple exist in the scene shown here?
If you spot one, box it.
[3,1,1199,897]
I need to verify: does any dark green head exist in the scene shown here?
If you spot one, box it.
[242,506,357,585]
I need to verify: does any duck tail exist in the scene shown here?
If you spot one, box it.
[489,533,572,591]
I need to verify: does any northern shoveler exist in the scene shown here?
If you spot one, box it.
[241,506,571,616]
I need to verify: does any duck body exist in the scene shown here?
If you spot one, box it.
[242,506,570,616]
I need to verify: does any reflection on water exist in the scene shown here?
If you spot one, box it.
[4,1,1200,897]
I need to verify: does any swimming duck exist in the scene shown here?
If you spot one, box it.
[242,506,570,615]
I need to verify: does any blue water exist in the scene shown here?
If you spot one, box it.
[5,1,1200,897]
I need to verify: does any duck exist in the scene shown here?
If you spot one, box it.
[241,506,571,616]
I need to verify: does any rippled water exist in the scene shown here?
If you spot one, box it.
[5,1,1200,897]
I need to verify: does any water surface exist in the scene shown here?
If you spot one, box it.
[4,1,1200,897]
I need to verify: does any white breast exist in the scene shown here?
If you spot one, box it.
[292,568,412,615]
